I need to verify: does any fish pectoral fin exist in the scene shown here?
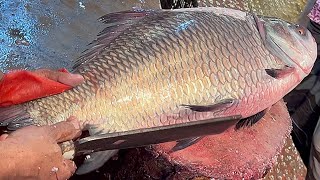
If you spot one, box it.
[235,109,268,130]
[169,137,203,153]
[265,65,295,79]
[181,98,237,112]
[76,150,119,175]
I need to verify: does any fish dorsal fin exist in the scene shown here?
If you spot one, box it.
[72,10,153,71]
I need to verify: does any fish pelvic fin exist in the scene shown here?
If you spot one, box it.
[181,98,237,112]
[0,104,34,131]
[169,136,203,153]
[73,10,153,70]
[265,66,295,79]
[235,109,268,130]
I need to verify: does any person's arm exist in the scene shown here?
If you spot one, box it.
[0,117,82,180]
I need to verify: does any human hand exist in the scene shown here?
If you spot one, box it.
[0,68,84,86]
[0,68,84,107]
[31,68,84,87]
[0,117,82,180]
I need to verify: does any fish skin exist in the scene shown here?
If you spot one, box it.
[0,7,316,158]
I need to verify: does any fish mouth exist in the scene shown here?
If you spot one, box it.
[254,15,314,75]
[270,29,315,75]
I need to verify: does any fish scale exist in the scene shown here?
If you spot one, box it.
[0,7,316,168]
[77,11,264,131]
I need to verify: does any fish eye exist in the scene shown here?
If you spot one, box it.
[295,25,306,36]
[298,29,305,35]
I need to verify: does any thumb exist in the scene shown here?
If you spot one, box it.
[0,134,8,141]
[34,69,84,87]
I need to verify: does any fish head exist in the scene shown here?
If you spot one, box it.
[262,17,317,76]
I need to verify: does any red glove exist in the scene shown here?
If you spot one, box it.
[0,69,84,107]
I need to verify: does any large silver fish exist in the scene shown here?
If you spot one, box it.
[0,7,317,174]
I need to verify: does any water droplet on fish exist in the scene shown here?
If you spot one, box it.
[51,167,59,172]
[85,155,91,160]
[284,148,290,153]
[79,2,85,9]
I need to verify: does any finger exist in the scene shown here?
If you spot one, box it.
[48,118,82,143]
[0,134,8,141]
[57,160,77,180]
[34,69,84,87]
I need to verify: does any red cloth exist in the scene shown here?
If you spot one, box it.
[0,69,72,107]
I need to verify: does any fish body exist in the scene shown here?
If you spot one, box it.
[0,7,317,174]
[17,7,316,130]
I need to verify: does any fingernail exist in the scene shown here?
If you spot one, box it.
[69,74,84,80]
[0,134,8,141]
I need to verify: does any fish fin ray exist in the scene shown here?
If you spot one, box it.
[181,98,237,112]
[265,66,295,79]
[76,150,118,175]
[0,104,34,131]
[98,10,151,24]
[235,109,268,130]
[75,125,119,175]
[72,10,153,70]
[170,137,203,153]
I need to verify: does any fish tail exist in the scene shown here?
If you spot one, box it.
[0,104,34,131]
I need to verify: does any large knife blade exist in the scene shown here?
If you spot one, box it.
[74,115,241,156]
